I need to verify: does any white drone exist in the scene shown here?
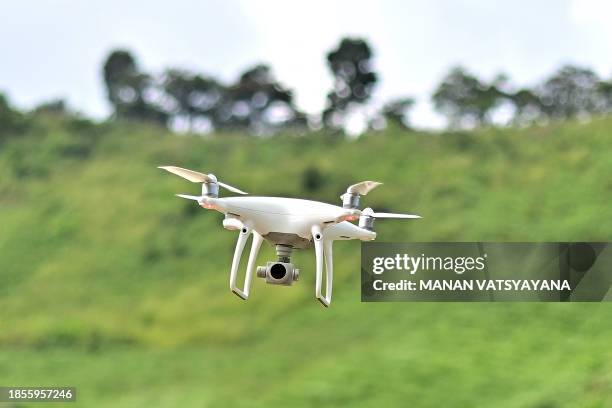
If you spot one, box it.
[159,166,421,307]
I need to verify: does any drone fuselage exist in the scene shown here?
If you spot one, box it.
[202,196,368,244]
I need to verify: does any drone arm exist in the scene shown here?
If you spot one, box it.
[312,225,333,307]
[229,225,262,300]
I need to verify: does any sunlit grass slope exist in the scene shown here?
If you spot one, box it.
[0,116,611,407]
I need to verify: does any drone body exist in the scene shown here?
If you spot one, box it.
[160,166,420,307]
[199,196,362,242]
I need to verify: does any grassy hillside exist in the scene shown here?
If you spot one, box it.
[0,115,611,407]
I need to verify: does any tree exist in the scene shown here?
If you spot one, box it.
[432,67,504,128]
[163,69,223,131]
[380,97,415,129]
[595,79,612,114]
[507,88,543,125]
[102,49,168,126]
[537,65,601,119]
[33,99,68,115]
[323,38,378,128]
[212,64,305,133]
[0,93,27,141]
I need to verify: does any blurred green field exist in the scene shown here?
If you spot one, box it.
[0,116,611,407]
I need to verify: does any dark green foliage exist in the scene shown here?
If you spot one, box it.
[301,166,325,192]
[507,88,543,125]
[163,69,222,132]
[323,38,378,128]
[33,99,68,115]
[118,59,307,134]
[381,97,415,129]
[537,65,602,118]
[432,67,505,127]
[99,48,612,133]
[597,80,612,112]
[213,64,306,133]
[433,64,612,126]
[0,93,28,142]
[102,50,168,126]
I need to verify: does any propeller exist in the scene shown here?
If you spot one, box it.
[217,181,248,195]
[359,207,421,231]
[362,208,421,219]
[346,181,383,196]
[341,181,383,208]
[176,194,204,202]
[158,166,247,196]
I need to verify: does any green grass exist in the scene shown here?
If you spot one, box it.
[0,116,611,407]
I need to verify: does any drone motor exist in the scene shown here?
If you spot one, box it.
[359,212,376,231]
[359,207,422,232]
[341,180,383,209]
[201,180,219,198]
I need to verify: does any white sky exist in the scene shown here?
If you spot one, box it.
[1,0,611,129]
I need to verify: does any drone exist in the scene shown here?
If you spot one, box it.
[159,166,421,307]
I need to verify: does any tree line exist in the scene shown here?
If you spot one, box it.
[432,65,612,128]
[101,37,382,134]
[2,36,612,137]
[102,37,612,133]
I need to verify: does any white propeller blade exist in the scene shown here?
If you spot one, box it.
[159,165,247,195]
[218,181,248,195]
[175,194,203,202]
[159,166,213,183]
[362,207,421,219]
[371,212,421,219]
[346,181,383,195]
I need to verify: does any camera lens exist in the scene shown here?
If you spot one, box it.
[270,263,287,279]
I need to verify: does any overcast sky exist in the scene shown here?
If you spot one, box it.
[1,0,611,128]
